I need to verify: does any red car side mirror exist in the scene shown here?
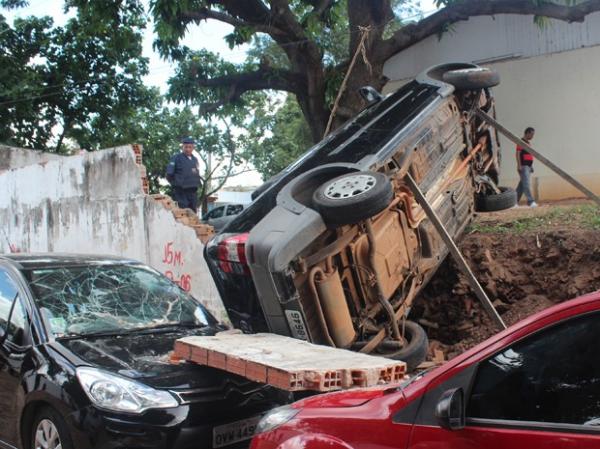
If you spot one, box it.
[435,387,466,430]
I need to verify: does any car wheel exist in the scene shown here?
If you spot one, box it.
[442,68,500,90]
[475,187,517,212]
[31,407,74,449]
[376,320,429,372]
[312,171,394,226]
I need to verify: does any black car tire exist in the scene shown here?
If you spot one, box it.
[312,171,393,226]
[475,186,517,212]
[30,406,74,449]
[442,68,500,90]
[377,320,429,372]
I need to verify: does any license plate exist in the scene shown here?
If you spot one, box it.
[285,309,309,340]
[212,416,261,448]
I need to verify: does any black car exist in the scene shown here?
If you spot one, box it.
[0,254,289,449]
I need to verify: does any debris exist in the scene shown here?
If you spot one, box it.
[174,333,406,392]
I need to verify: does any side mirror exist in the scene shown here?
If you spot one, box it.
[435,388,465,430]
[359,86,383,104]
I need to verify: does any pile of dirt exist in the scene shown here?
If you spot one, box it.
[412,204,600,360]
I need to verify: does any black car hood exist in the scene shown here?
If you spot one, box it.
[56,327,232,390]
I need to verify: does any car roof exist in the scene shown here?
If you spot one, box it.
[0,253,141,270]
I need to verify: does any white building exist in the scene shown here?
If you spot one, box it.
[383,13,600,201]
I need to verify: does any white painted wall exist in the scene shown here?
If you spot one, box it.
[488,47,600,199]
[384,13,600,82]
[0,144,62,171]
[0,146,227,322]
[383,14,600,201]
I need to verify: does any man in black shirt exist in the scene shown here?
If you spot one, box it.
[166,137,202,212]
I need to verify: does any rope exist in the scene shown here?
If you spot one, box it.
[323,25,372,137]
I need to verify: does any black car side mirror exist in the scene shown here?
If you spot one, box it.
[435,387,466,430]
[359,86,383,104]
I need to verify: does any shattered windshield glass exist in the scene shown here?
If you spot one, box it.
[26,264,216,338]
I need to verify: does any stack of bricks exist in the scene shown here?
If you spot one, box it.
[149,193,216,244]
[173,333,407,392]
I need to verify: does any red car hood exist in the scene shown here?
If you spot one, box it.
[293,386,397,409]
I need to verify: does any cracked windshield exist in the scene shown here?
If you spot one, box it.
[25,264,215,337]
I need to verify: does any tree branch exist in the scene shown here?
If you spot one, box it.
[180,8,286,35]
[379,0,600,61]
[196,67,305,115]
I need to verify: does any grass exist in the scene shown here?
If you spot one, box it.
[468,204,600,234]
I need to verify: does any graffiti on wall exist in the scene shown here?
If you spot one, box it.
[162,241,193,292]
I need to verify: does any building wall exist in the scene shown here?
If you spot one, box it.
[487,47,600,198]
[383,13,600,81]
[383,14,600,201]
[0,146,226,322]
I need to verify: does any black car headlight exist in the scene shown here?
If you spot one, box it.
[76,367,178,414]
[255,405,299,434]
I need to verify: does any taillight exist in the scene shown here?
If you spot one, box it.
[216,233,250,274]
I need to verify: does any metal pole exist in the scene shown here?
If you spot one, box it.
[405,173,507,330]
[475,109,600,208]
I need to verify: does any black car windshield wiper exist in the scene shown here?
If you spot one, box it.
[56,322,208,340]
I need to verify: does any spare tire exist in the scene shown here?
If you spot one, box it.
[376,320,429,372]
[312,171,393,226]
[475,186,517,212]
[442,68,500,90]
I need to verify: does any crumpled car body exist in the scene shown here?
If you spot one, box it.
[205,63,512,370]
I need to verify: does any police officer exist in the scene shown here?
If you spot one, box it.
[166,137,201,212]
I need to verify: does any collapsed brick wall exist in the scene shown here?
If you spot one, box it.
[0,144,226,322]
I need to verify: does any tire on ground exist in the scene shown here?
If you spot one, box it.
[475,186,517,212]
[377,320,429,373]
[312,171,394,226]
[30,406,74,449]
[442,68,500,90]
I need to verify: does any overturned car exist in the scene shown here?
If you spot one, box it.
[205,63,516,370]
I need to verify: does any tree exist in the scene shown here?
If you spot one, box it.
[242,94,313,179]
[150,0,600,143]
[0,0,150,152]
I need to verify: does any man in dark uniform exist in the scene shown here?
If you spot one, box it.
[166,137,201,212]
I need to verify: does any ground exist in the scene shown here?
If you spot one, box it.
[412,200,600,361]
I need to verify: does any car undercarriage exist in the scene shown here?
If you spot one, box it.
[206,63,516,371]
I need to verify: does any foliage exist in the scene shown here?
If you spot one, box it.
[0,0,149,152]
[242,94,313,180]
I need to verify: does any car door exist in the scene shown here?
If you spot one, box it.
[0,267,31,447]
[408,311,600,449]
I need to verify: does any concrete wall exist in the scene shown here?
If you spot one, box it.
[0,144,62,171]
[0,146,226,321]
[383,16,600,201]
[383,13,600,82]
[486,47,600,198]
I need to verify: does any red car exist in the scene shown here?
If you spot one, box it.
[251,291,600,449]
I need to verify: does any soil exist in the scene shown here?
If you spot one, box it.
[411,200,600,361]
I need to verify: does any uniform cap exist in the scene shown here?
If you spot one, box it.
[181,137,195,144]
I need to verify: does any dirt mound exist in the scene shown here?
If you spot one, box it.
[412,215,600,360]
